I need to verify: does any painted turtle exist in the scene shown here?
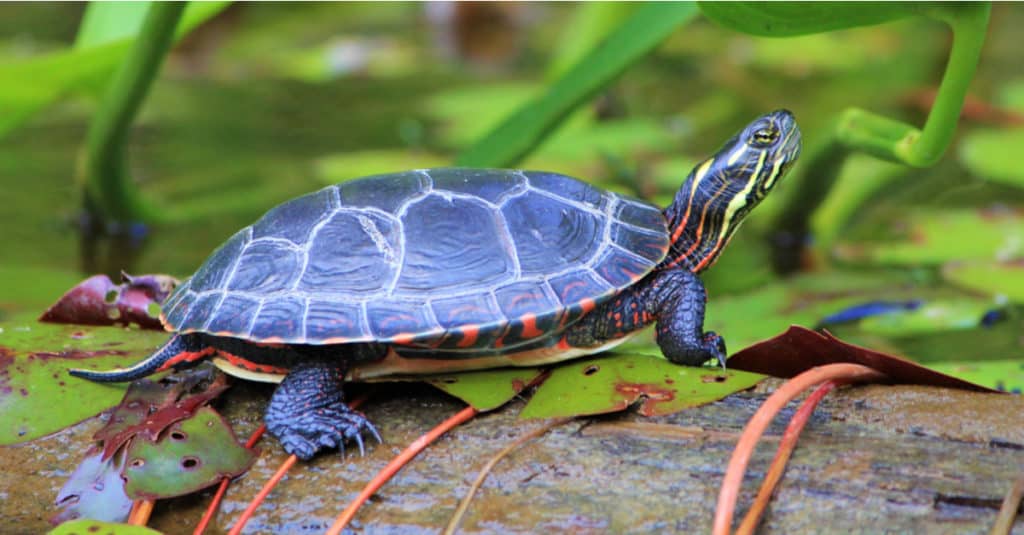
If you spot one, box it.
[72,110,801,460]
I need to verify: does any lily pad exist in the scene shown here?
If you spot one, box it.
[928,360,1024,393]
[834,209,1024,265]
[943,260,1024,303]
[48,519,162,535]
[52,447,132,526]
[122,406,257,501]
[520,353,764,419]
[425,367,545,411]
[0,317,167,445]
[39,273,178,330]
[858,298,1002,336]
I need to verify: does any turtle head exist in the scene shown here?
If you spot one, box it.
[661,109,801,272]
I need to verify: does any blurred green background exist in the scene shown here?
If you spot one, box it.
[0,2,1022,389]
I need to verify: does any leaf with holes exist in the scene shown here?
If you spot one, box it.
[94,368,229,460]
[121,406,257,500]
[52,447,132,526]
[425,367,545,411]
[39,273,179,330]
[48,519,162,535]
[520,353,764,419]
[0,315,168,445]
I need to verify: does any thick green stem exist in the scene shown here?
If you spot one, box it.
[83,2,185,225]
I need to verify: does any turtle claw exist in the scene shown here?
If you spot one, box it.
[269,402,380,461]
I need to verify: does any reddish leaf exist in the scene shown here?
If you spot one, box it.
[39,272,179,330]
[94,368,229,460]
[728,326,998,393]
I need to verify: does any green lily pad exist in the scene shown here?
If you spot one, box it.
[859,299,1000,336]
[928,360,1024,393]
[520,353,764,419]
[49,519,162,535]
[834,209,1024,266]
[425,367,545,412]
[0,316,168,445]
[943,261,1024,304]
[959,128,1024,189]
[122,406,257,501]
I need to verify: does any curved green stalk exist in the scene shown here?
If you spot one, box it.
[82,2,185,225]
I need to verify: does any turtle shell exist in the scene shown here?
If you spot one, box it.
[161,168,670,350]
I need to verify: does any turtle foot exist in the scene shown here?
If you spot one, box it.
[268,402,382,461]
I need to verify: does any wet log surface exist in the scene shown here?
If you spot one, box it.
[3,380,1022,534]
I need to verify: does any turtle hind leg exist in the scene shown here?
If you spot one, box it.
[69,333,210,382]
[265,357,381,461]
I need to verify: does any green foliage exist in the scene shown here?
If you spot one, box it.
[0,314,167,445]
[699,2,928,37]
[943,261,1024,303]
[928,360,1024,393]
[121,406,257,500]
[959,128,1024,188]
[520,353,763,419]
[49,519,162,535]
[456,2,698,168]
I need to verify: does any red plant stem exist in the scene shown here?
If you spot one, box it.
[713,364,886,535]
[325,405,479,535]
[194,424,267,535]
[128,499,155,526]
[735,380,841,535]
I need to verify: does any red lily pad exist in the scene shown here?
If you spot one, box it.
[51,447,132,526]
[94,368,229,460]
[121,406,258,501]
[39,273,179,330]
[520,353,764,419]
[728,325,998,393]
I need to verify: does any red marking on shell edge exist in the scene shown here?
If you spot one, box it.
[556,336,571,350]
[579,298,597,314]
[219,351,289,375]
[254,341,286,348]
[321,336,351,344]
[456,325,480,348]
[391,333,417,346]
[519,313,544,339]
[158,347,215,371]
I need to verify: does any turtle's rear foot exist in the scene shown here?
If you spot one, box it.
[265,358,381,460]
[269,401,381,460]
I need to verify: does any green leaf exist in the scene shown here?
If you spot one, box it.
[75,2,154,49]
[122,406,257,500]
[834,210,1024,266]
[943,261,1024,303]
[698,1,928,37]
[456,2,698,168]
[858,299,998,336]
[0,2,228,139]
[0,315,168,445]
[928,360,1024,393]
[520,353,763,419]
[425,368,544,412]
[49,519,162,535]
[959,128,1024,189]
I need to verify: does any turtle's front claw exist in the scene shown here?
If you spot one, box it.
[269,403,381,461]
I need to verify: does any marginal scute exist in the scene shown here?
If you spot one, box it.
[252,296,306,340]
[366,300,440,339]
[305,300,367,341]
[430,292,502,330]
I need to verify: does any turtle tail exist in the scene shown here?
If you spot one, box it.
[69,334,208,382]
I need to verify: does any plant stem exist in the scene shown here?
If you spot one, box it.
[82,2,185,226]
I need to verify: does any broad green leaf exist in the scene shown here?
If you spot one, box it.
[834,210,1024,266]
[426,368,545,412]
[0,2,228,138]
[928,360,1024,393]
[122,406,257,500]
[698,1,928,37]
[49,519,162,535]
[0,315,167,445]
[456,2,698,167]
[858,299,999,336]
[959,128,1024,189]
[943,261,1024,303]
[520,353,763,419]
[75,2,153,49]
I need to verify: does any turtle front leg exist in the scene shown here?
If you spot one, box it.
[646,268,726,368]
[265,358,381,460]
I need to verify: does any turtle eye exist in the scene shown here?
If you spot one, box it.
[751,128,778,146]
